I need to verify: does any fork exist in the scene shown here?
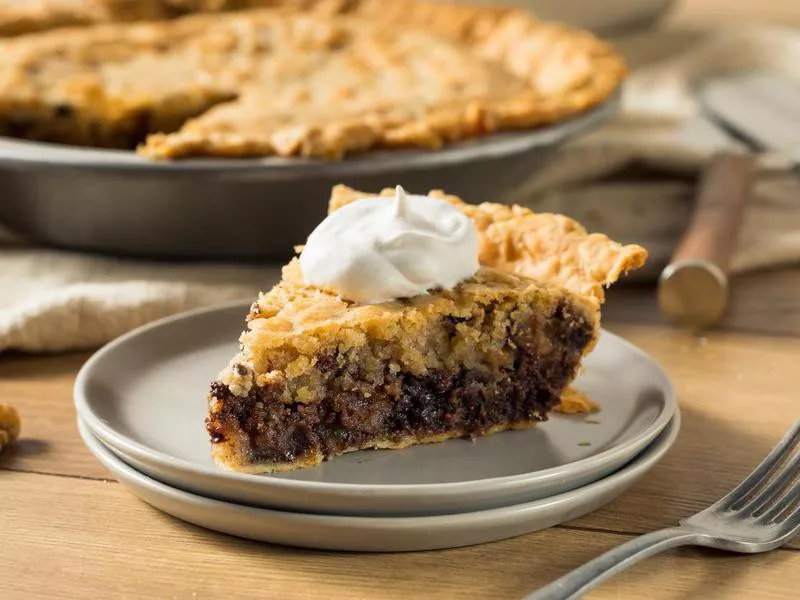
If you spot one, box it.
[527,419,800,600]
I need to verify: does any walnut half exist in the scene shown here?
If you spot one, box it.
[0,404,21,451]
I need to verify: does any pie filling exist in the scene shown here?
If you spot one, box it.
[0,92,237,149]
[206,300,594,469]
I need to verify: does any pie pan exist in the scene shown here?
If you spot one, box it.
[0,92,619,261]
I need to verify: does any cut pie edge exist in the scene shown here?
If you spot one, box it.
[210,385,595,474]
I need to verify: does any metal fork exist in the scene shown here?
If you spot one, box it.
[527,419,800,600]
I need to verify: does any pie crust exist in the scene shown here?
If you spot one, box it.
[329,185,647,304]
[0,0,627,159]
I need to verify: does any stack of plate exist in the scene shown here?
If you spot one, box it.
[74,301,680,552]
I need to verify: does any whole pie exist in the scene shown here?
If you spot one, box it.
[206,186,646,473]
[0,0,626,159]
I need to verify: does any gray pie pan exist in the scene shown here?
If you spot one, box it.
[79,413,680,552]
[74,300,677,517]
[0,93,618,261]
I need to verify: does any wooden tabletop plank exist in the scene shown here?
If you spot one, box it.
[604,269,800,338]
[0,351,106,479]
[579,323,800,549]
[5,471,799,600]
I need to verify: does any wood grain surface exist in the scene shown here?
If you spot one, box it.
[3,313,799,599]
[3,1,800,599]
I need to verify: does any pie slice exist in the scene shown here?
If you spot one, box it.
[0,0,626,158]
[206,188,646,473]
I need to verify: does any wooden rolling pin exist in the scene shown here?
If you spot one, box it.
[657,152,756,329]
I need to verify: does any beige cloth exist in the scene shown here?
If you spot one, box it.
[2,25,800,353]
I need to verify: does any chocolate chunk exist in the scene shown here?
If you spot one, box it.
[54,103,74,118]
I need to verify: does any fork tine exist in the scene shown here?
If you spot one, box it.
[744,450,800,517]
[760,476,800,523]
[717,420,800,511]
[790,506,800,530]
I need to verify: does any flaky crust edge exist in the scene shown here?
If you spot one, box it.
[329,185,647,305]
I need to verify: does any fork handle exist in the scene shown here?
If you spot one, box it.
[525,527,705,600]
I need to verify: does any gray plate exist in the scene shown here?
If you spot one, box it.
[78,413,680,552]
[0,94,618,261]
[74,301,677,517]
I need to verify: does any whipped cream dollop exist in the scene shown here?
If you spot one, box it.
[300,186,480,304]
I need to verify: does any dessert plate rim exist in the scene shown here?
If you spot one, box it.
[77,412,680,551]
[74,300,677,515]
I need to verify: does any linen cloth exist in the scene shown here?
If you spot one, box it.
[2,26,799,352]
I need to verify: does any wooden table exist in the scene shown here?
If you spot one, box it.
[3,2,800,599]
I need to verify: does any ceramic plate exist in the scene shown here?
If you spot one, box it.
[79,413,680,552]
[74,302,677,516]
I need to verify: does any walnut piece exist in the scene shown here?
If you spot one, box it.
[0,404,21,451]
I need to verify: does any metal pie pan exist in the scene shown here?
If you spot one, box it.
[0,94,619,260]
[75,299,677,517]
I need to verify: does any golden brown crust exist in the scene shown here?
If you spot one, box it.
[0,0,626,159]
[215,259,599,400]
[329,185,647,304]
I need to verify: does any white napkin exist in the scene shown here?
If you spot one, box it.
[2,26,800,353]
[0,241,280,352]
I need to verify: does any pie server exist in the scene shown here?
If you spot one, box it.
[657,73,800,329]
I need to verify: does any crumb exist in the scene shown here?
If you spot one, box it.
[556,387,600,414]
[584,418,601,425]
[578,440,591,447]
[0,404,21,451]
[695,337,708,347]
